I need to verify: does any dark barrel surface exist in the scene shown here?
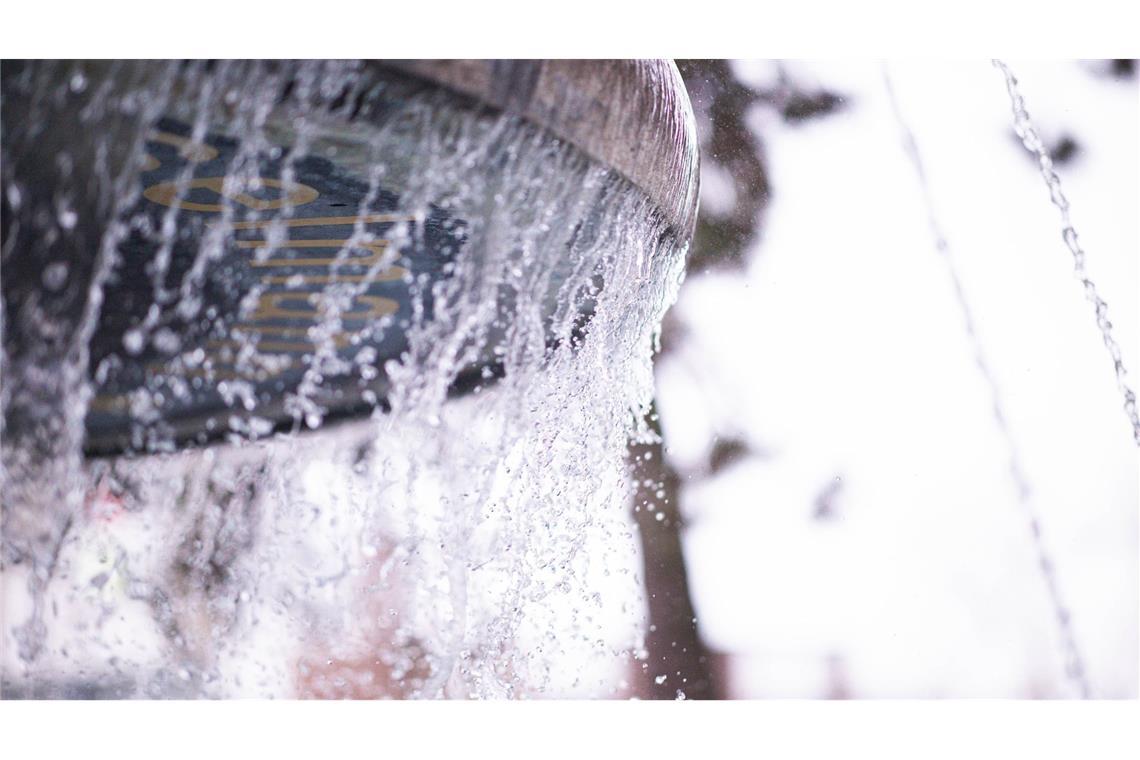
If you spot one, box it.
[1,60,699,457]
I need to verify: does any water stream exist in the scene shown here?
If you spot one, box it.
[1,61,689,698]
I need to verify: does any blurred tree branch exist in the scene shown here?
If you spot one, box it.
[629,405,715,699]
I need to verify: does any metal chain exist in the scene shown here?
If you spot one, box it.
[883,66,1092,698]
[993,59,1140,447]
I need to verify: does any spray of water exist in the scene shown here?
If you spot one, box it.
[2,61,689,698]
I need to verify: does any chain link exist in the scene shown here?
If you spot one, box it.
[884,66,1092,698]
[993,59,1140,447]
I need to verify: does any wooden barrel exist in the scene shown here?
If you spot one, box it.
[1,60,700,457]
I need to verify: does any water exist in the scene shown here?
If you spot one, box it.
[1,61,691,697]
[884,66,1091,698]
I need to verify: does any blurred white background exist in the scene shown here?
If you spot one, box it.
[658,59,1137,697]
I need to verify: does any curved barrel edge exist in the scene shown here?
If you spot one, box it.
[375,59,701,243]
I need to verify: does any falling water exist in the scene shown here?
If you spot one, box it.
[993,59,1140,447]
[1,61,691,697]
[884,66,1091,698]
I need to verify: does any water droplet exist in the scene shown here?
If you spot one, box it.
[122,328,145,355]
[41,262,69,291]
[6,184,22,210]
[153,328,181,353]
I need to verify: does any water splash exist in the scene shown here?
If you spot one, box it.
[2,61,689,698]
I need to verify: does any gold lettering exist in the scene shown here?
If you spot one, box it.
[229,213,412,230]
[239,239,390,268]
[146,355,296,380]
[209,330,351,353]
[249,292,398,321]
[258,268,407,285]
[89,394,129,412]
[143,176,319,213]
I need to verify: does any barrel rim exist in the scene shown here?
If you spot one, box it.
[373,59,701,242]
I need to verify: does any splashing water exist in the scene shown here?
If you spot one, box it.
[2,61,691,697]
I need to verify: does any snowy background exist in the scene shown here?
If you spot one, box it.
[658,60,1137,698]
